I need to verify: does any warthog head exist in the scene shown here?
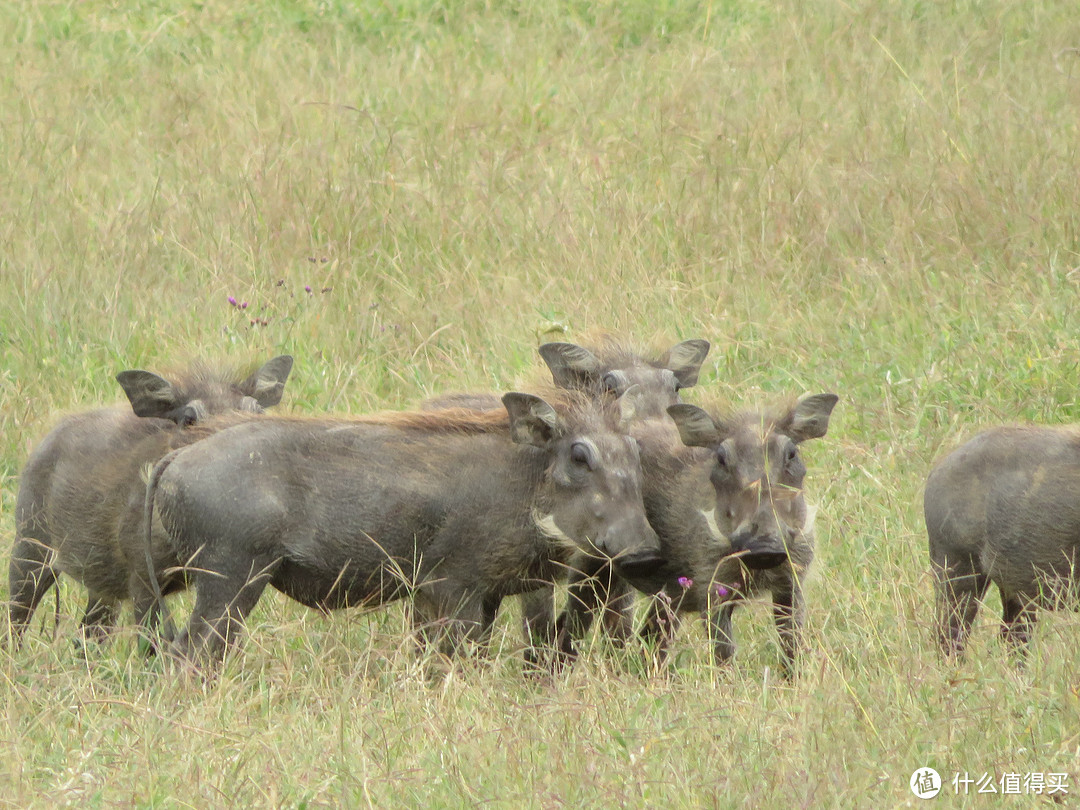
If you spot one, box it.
[668,393,837,570]
[115,355,294,426]
[539,339,710,420]
[505,391,663,577]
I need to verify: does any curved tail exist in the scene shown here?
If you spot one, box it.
[142,447,186,645]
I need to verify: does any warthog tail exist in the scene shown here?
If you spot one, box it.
[142,447,186,645]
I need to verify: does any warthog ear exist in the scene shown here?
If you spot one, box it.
[503,392,562,447]
[241,355,294,408]
[667,404,722,448]
[538,342,602,388]
[115,371,182,418]
[778,393,839,442]
[664,339,711,389]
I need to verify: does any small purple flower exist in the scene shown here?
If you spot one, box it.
[227,295,238,307]
[715,584,730,598]
[677,576,693,589]
[304,285,312,294]
[240,301,249,309]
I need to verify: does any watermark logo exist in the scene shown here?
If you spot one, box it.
[911,768,942,799]
[908,768,1069,799]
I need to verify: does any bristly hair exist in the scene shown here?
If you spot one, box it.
[517,332,684,392]
[568,332,675,371]
[354,385,629,435]
[168,410,264,448]
[178,387,632,438]
[688,394,803,438]
[161,360,266,403]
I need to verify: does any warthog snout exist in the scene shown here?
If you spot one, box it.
[593,512,664,577]
[729,523,798,570]
[612,547,667,577]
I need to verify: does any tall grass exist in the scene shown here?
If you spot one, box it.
[3,0,1080,806]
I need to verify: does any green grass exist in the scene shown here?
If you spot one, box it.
[3,0,1080,806]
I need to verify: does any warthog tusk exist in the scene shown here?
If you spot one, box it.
[532,510,580,553]
[698,508,731,550]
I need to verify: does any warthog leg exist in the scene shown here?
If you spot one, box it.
[6,536,58,646]
[640,594,683,663]
[171,554,280,667]
[553,563,633,667]
[78,596,119,645]
[772,588,804,677]
[1000,591,1038,660]
[933,559,989,660]
[520,587,556,669]
[412,586,501,658]
[708,603,737,665]
[600,580,636,644]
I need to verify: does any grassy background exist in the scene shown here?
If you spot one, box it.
[3,0,1080,806]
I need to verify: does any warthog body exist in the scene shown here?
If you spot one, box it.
[8,356,293,645]
[926,426,1080,659]
[508,340,711,658]
[609,394,837,674]
[419,339,711,660]
[148,392,663,666]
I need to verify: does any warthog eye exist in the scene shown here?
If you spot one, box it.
[570,441,595,470]
[715,445,729,468]
[782,442,805,479]
[175,399,207,426]
[601,371,630,395]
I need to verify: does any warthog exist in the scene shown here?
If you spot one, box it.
[421,338,710,417]
[8,356,293,646]
[600,394,838,674]
[146,391,663,667]
[925,425,1080,659]
[523,339,711,656]
[418,339,711,661]
[538,339,712,418]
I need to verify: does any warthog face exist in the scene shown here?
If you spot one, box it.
[668,394,838,571]
[506,393,662,575]
[539,339,710,420]
[116,355,293,426]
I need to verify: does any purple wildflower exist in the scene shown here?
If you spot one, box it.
[305,285,312,294]
[677,576,693,589]
[240,301,249,309]
[227,295,238,307]
[715,584,730,598]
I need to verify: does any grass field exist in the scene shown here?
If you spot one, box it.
[3,0,1080,806]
